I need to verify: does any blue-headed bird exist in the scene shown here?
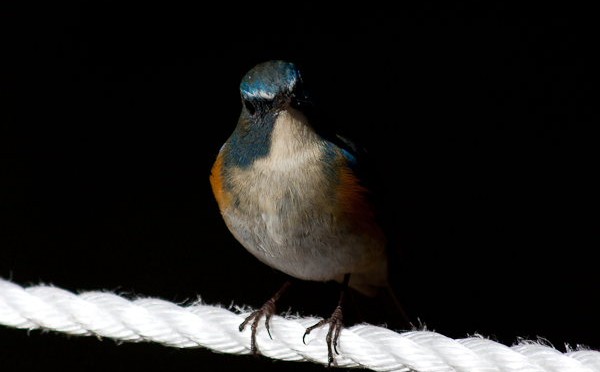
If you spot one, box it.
[210,60,408,365]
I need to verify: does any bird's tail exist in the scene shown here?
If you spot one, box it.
[345,283,414,331]
[383,283,414,329]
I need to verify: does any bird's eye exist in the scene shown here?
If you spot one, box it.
[244,100,256,115]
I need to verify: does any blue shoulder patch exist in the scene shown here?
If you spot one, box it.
[323,139,360,170]
[341,148,358,168]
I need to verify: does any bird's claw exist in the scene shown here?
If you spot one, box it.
[303,305,344,367]
[239,299,277,355]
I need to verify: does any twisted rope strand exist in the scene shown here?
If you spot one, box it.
[1,278,598,372]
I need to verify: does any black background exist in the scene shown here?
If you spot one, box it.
[1,2,597,371]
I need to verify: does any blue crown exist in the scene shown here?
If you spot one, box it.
[240,60,301,100]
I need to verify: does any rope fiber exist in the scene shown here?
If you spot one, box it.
[1,277,598,371]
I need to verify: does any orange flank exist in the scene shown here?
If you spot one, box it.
[210,153,232,211]
[336,159,384,241]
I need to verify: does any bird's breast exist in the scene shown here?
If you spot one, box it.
[224,109,334,247]
[213,108,386,286]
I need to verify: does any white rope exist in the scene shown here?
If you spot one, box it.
[1,277,598,372]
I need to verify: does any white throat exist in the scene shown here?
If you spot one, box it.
[255,108,322,170]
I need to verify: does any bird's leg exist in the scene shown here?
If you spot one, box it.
[303,273,350,367]
[239,280,292,355]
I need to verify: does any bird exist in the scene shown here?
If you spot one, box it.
[209,60,408,366]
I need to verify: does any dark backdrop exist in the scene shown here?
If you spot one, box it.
[1,2,597,371]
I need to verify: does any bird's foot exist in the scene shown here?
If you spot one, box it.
[239,297,277,355]
[303,304,344,367]
[239,281,291,355]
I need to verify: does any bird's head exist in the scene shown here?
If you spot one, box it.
[224,60,322,168]
[239,60,309,116]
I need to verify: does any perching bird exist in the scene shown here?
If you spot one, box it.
[210,60,408,365]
